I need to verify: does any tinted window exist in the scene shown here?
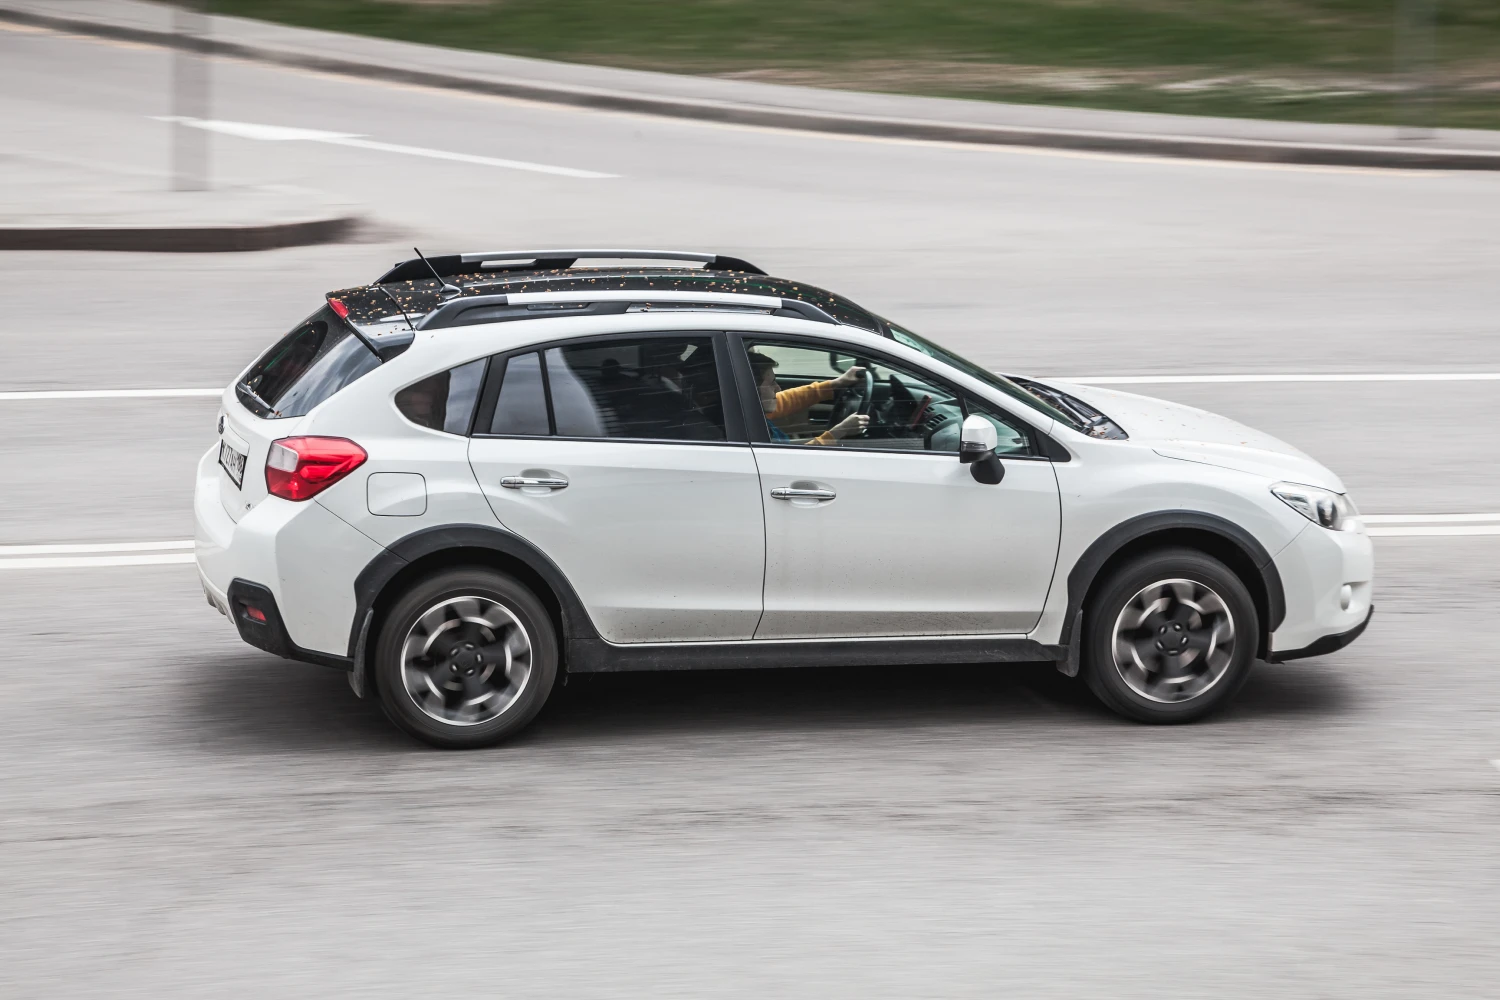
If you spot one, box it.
[545,338,724,441]
[487,352,549,435]
[395,358,486,434]
[237,307,381,418]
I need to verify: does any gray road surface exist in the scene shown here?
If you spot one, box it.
[2,22,1498,999]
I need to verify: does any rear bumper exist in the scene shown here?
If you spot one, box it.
[194,445,382,661]
[225,579,351,669]
[1266,605,1372,662]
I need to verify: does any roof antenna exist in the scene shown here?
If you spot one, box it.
[377,285,416,330]
[413,247,462,300]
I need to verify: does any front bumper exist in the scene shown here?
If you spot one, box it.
[1267,520,1374,659]
[1267,605,1372,662]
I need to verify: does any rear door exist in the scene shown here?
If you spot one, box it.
[466,333,766,643]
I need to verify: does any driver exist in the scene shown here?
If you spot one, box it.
[748,352,869,445]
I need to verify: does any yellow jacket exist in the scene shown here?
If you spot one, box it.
[770,380,838,445]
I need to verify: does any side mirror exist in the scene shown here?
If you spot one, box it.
[959,414,1005,485]
[959,414,998,464]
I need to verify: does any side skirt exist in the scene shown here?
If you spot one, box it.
[567,635,1064,673]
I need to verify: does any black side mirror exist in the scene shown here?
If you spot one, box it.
[959,414,1004,484]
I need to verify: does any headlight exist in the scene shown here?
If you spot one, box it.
[1271,482,1359,531]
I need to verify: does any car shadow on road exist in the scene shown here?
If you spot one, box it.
[186,651,1358,753]
[186,652,401,754]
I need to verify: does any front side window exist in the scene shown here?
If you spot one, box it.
[395,358,486,434]
[743,338,1028,454]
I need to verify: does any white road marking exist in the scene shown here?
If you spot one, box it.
[151,115,618,179]
[0,388,221,400]
[1361,513,1500,524]
[1361,513,1500,537]
[1492,760,1500,774]
[320,135,618,178]
[0,540,194,556]
[0,553,195,571]
[1365,525,1500,537]
[148,116,360,142]
[1061,373,1500,385]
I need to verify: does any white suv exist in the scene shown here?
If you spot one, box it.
[195,249,1373,748]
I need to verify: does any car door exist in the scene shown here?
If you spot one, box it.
[737,334,1061,640]
[466,333,766,643]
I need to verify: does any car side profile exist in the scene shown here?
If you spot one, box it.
[194,249,1373,748]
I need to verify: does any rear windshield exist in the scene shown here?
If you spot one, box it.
[237,306,381,418]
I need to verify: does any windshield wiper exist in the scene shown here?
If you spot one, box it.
[237,381,279,417]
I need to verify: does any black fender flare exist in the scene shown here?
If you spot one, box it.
[348,523,601,667]
[1059,510,1287,655]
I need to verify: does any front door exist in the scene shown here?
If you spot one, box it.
[739,336,1061,639]
[467,335,765,643]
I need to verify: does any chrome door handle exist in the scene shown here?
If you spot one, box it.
[501,477,569,490]
[770,487,836,501]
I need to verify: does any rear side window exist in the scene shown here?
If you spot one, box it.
[237,306,380,418]
[395,359,486,434]
[546,338,724,441]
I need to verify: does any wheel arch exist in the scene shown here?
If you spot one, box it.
[348,524,600,691]
[1061,512,1286,660]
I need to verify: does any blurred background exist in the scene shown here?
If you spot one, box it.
[2,2,1498,997]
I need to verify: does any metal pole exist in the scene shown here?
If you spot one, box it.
[1395,0,1437,139]
[171,1,211,190]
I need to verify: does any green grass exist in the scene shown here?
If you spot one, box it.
[208,1,1500,129]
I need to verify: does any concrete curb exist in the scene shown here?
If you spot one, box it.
[6,5,1500,171]
[0,215,360,252]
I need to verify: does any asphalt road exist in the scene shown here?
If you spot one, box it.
[3,22,1499,999]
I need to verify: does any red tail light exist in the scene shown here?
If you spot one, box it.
[265,436,367,501]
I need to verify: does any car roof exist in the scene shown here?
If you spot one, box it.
[328,266,889,335]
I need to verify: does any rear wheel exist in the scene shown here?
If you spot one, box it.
[374,568,558,749]
[1081,548,1257,723]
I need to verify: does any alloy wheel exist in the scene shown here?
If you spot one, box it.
[1110,578,1236,704]
[400,595,533,726]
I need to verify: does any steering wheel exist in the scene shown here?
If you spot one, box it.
[826,363,875,429]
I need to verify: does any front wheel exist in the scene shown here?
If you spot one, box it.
[374,568,558,749]
[1081,548,1258,723]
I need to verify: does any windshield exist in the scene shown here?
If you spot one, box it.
[237,306,381,418]
[882,320,1084,430]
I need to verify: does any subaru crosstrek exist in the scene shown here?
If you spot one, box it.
[195,249,1373,748]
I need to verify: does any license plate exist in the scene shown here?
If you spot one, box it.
[219,439,247,488]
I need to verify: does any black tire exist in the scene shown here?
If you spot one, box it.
[374,567,558,749]
[1081,548,1257,724]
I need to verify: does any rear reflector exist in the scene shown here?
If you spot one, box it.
[265,436,367,501]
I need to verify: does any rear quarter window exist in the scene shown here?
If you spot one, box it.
[395,359,486,434]
[237,306,381,418]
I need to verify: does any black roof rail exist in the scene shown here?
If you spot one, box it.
[376,249,766,284]
[418,290,838,331]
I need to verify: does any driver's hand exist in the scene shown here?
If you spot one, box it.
[830,365,867,389]
[829,413,870,439]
